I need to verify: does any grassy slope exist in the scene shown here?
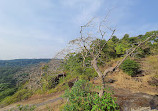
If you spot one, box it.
[1,55,158,110]
[0,59,61,108]
[105,55,158,95]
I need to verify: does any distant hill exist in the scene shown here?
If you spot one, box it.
[0,59,51,67]
[0,59,51,87]
[0,58,62,103]
[0,58,61,86]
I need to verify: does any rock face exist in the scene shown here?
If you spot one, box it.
[68,78,78,88]
[114,92,158,111]
[68,82,74,88]
[150,95,158,110]
[131,107,157,111]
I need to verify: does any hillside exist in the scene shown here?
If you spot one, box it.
[1,0,158,110]
[1,55,158,111]
[0,59,51,67]
[0,59,51,85]
[0,31,158,111]
[0,59,55,107]
[104,55,158,95]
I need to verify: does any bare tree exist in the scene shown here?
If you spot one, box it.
[68,16,158,97]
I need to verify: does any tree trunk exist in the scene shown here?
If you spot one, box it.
[91,58,106,97]
[83,56,86,67]
[99,75,105,97]
[91,58,102,78]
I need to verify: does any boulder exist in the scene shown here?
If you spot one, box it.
[115,93,158,111]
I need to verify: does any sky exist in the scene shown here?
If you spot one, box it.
[0,0,157,60]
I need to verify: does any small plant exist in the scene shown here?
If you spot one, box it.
[62,80,119,111]
[120,59,140,76]
[17,104,36,111]
[46,105,54,111]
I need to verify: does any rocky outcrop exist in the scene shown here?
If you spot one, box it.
[114,92,158,111]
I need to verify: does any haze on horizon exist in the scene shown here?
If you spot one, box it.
[0,0,158,60]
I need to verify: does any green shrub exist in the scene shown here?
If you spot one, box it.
[63,53,97,80]
[11,89,32,101]
[0,83,10,92]
[0,89,32,107]
[0,88,16,101]
[17,104,36,111]
[63,80,119,111]
[120,59,140,76]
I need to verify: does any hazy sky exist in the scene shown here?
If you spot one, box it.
[0,0,157,60]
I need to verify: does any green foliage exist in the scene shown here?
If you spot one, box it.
[120,59,140,76]
[122,34,129,40]
[39,65,60,91]
[63,53,83,71]
[1,30,157,108]
[0,59,51,88]
[0,88,16,101]
[13,89,32,101]
[92,39,118,62]
[63,53,97,79]
[63,80,119,111]
[128,37,138,44]
[136,47,151,58]
[41,75,57,91]
[0,83,10,91]
[17,104,36,111]
[0,67,21,85]
[115,44,128,55]
[111,36,119,43]
[63,31,158,80]
[137,31,158,55]
[0,58,57,104]
[0,89,32,107]
[147,31,158,55]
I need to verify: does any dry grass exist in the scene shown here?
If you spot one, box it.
[107,71,157,95]
[104,55,158,95]
[141,55,158,76]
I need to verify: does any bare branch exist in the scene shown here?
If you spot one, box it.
[95,29,116,59]
[103,34,158,76]
[115,35,157,69]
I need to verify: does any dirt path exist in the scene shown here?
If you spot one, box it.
[0,93,63,111]
[34,97,62,107]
